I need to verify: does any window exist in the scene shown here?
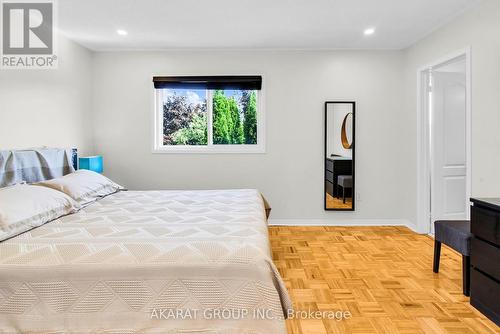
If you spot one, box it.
[153,76,264,153]
[162,88,208,146]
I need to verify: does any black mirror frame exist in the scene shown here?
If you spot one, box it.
[324,101,356,211]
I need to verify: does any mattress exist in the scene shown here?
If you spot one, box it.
[0,189,292,334]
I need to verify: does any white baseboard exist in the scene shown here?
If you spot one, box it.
[268,218,418,233]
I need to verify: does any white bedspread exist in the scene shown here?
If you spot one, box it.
[0,189,292,333]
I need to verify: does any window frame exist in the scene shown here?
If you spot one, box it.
[152,83,265,154]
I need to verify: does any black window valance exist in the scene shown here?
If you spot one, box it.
[153,75,262,90]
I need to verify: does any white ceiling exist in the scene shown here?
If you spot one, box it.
[58,0,482,51]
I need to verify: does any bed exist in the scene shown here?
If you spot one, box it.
[0,149,292,333]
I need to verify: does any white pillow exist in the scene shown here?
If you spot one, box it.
[0,184,79,242]
[35,169,123,206]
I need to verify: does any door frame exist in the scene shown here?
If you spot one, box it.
[416,47,471,234]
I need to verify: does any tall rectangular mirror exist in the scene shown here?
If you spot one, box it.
[325,101,355,211]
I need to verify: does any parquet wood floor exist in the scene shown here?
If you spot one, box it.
[269,226,500,334]
[326,193,353,210]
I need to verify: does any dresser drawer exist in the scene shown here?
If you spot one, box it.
[326,160,334,172]
[326,170,334,183]
[325,181,333,197]
[471,268,500,325]
[471,237,500,281]
[471,206,500,245]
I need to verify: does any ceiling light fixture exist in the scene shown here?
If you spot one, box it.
[364,27,375,36]
[116,29,128,36]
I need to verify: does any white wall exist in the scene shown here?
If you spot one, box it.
[403,0,500,226]
[92,50,411,222]
[0,34,94,155]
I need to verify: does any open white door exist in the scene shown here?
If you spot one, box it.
[430,62,468,233]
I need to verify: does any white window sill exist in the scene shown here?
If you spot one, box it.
[152,145,265,154]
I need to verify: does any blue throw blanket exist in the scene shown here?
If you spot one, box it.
[0,148,75,187]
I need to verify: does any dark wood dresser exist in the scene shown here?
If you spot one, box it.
[470,198,500,325]
[325,157,352,198]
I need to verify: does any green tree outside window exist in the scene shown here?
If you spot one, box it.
[164,89,257,146]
